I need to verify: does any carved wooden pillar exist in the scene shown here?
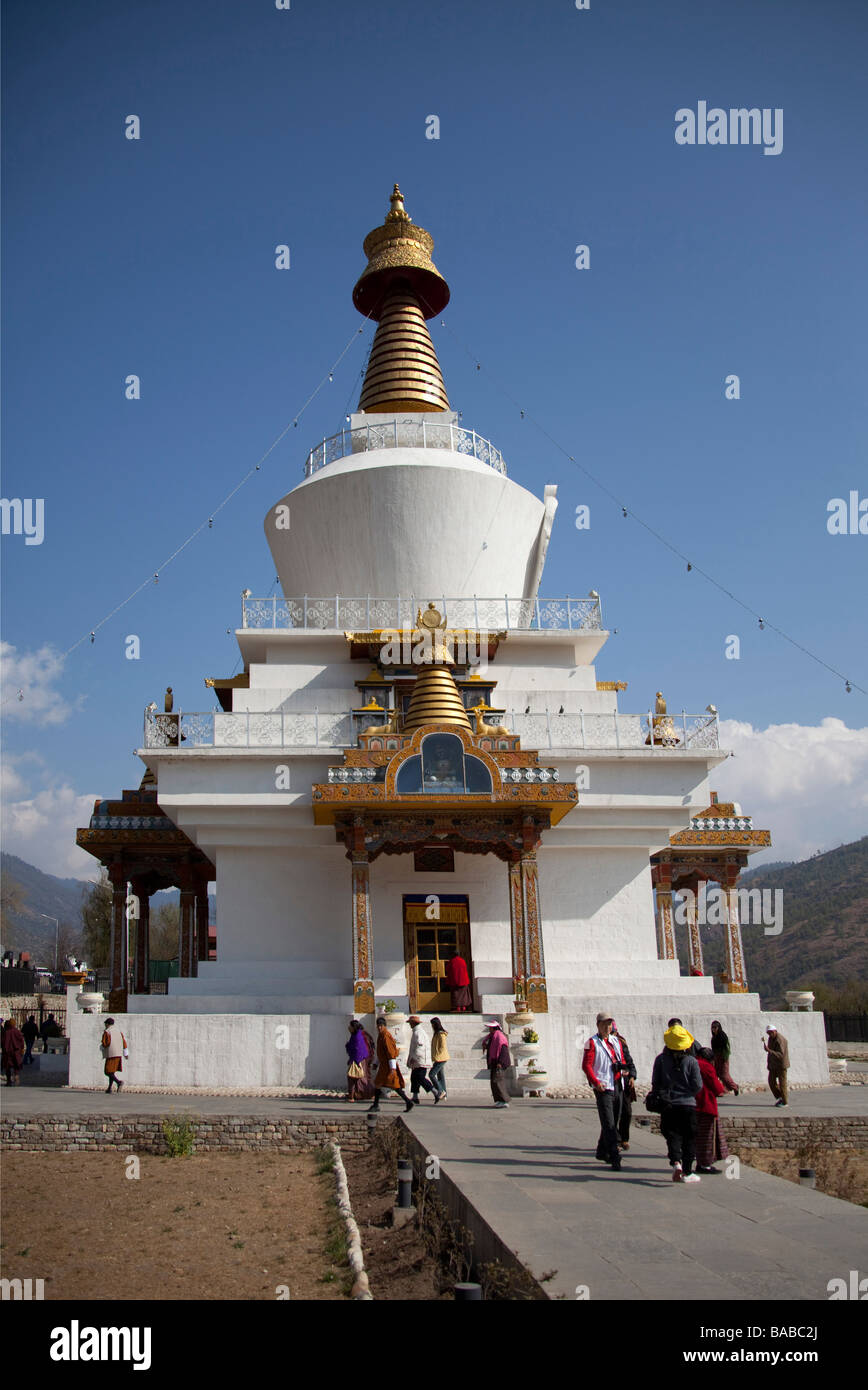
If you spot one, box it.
[351,850,375,1014]
[195,879,210,963]
[684,884,705,977]
[507,855,526,991]
[520,819,547,1012]
[652,862,677,962]
[723,860,748,992]
[130,877,150,994]
[178,867,197,978]
[107,863,128,994]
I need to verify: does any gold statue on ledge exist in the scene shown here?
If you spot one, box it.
[646,691,681,746]
[471,702,510,738]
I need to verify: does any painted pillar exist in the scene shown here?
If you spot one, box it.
[507,855,526,991]
[108,863,128,993]
[653,862,677,962]
[684,886,705,977]
[351,849,375,1015]
[520,822,548,1012]
[723,860,748,992]
[130,878,150,994]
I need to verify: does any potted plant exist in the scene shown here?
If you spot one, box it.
[378,999,407,1029]
[519,1060,549,1094]
[515,1026,541,1060]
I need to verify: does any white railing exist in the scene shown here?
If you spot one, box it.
[304,421,507,477]
[241,595,604,632]
[143,708,719,751]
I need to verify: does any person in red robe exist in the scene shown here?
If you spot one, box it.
[445,952,472,1012]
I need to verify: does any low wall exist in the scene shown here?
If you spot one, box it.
[0,1113,377,1154]
[66,989,831,1091]
[644,1114,868,1150]
[398,1121,546,1297]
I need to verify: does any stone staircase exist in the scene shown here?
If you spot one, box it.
[393,1013,515,1094]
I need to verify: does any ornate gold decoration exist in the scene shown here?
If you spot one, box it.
[645,690,681,746]
[353,185,450,413]
[470,702,510,738]
[362,708,402,737]
[596,681,628,692]
[403,666,471,730]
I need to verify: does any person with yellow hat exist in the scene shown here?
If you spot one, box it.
[650,1024,704,1183]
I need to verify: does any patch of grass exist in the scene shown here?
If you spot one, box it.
[18,1247,30,1257]
[161,1116,196,1158]
[233,1241,245,1250]
[313,1145,335,1175]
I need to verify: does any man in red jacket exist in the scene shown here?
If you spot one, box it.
[582,1011,624,1171]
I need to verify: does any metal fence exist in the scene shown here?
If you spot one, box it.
[1,1001,68,1034]
[304,420,507,477]
[143,706,720,752]
[825,1012,868,1043]
[240,594,604,632]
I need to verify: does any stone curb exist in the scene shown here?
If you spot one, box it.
[328,1141,372,1300]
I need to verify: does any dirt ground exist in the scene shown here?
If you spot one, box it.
[0,1151,347,1300]
[731,1146,868,1207]
[343,1147,449,1300]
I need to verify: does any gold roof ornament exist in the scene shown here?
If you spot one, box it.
[354,185,450,413]
[403,666,472,731]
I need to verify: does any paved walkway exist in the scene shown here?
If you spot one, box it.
[2,1082,866,1118]
[401,1093,868,1301]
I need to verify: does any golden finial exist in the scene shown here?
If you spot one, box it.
[353,185,451,412]
[386,184,409,221]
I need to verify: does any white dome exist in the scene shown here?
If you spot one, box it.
[266,445,556,602]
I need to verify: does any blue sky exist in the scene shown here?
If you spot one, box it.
[2,0,866,876]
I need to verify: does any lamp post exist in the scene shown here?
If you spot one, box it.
[39,914,60,972]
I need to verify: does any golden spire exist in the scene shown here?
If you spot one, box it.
[353,185,450,413]
[403,666,471,732]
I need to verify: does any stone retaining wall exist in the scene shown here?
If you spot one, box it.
[644,1114,868,1149]
[0,1114,378,1154]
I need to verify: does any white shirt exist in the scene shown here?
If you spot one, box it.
[407,1025,431,1067]
[588,1033,618,1090]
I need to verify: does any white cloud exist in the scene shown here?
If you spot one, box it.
[1,784,100,879]
[714,717,868,862]
[0,642,85,724]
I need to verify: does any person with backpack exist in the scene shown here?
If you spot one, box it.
[650,1024,704,1182]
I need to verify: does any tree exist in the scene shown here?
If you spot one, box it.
[81,872,113,967]
[0,876,26,949]
[150,902,180,961]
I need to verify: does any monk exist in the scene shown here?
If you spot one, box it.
[445,951,472,1012]
[369,1017,414,1112]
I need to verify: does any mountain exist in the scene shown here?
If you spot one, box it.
[0,853,92,961]
[681,837,868,1008]
[0,854,215,964]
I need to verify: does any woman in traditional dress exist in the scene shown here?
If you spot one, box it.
[100,1016,127,1093]
[345,1019,375,1102]
[710,1020,739,1094]
[695,1045,729,1173]
[2,1019,25,1086]
[368,1018,414,1112]
[445,951,472,1013]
